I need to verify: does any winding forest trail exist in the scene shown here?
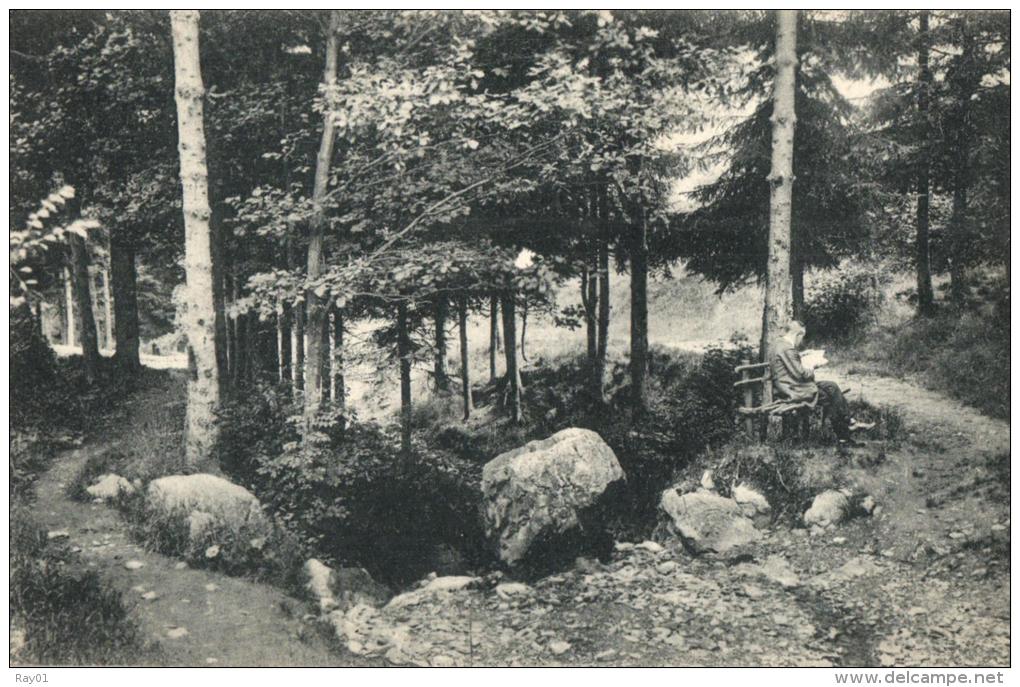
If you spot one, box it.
[28,373,346,667]
[28,356,1009,666]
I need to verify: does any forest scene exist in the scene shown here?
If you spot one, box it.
[8,9,1010,669]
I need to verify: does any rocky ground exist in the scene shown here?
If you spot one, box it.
[16,362,1010,667]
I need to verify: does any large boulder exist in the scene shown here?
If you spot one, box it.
[660,489,761,554]
[145,474,272,551]
[480,428,624,568]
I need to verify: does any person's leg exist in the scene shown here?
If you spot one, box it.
[816,381,850,441]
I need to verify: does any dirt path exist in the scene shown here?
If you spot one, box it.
[30,375,343,667]
[824,364,1009,457]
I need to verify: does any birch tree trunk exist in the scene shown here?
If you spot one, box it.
[761,8,798,395]
[303,10,341,424]
[915,9,935,316]
[69,234,101,382]
[172,9,221,469]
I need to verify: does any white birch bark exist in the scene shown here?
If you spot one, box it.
[171,9,220,468]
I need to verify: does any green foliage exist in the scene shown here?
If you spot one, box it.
[215,385,485,586]
[10,508,160,666]
[803,262,888,341]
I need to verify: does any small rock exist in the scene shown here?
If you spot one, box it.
[832,537,847,545]
[166,627,189,639]
[991,524,1006,532]
[614,542,635,552]
[204,658,218,665]
[549,640,571,655]
[656,561,678,575]
[205,545,221,558]
[141,591,159,601]
[948,531,965,540]
[595,648,616,661]
[204,583,218,592]
[804,490,851,529]
[86,474,136,500]
[860,496,877,514]
[46,529,70,540]
[124,560,145,570]
[347,640,365,655]
[174,561,189,570]
[700,470,716,491]
[430,654,456,667]
[636,540,663,553]
[973,568,987,578]
[495,582,532,599]
[131,585,147,593]
[907,606,926,616]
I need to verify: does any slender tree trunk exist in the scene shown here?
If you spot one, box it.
[224,273,235,381]
[397,301,413,460]
[88,266,102,349]
[458,296,473,421]
[319,305,332,402]
[109,234,140,372]
[277,301,290,384]
[172,9,220,468]
[584,253,598,368]
[915,9,935,316]
[630,206,649,413]
[303,11,340,424]
[761,8,798,398]
[101,264,113,348]
[63,265,75,345]
[332,308,345,411]
[489,294,499,382]
[293,299,305,391]
[210,206,229,398]
[519,300,529,363]
[434,295,450,392]
[948,20,974,309]
[594,184,610,404]
[69,235,101,381]
[501,291,522,424]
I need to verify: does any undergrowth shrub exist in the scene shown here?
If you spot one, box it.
[10,508,159,666]
[215,384,486,588]
[803,263,887,340]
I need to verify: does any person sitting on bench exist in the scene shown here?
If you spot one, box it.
[770,320,873,446]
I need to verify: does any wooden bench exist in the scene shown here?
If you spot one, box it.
[733,359,815,440]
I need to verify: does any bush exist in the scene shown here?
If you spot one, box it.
[803,262,888,341]
[10,509,160,666]
[215,385,486,587]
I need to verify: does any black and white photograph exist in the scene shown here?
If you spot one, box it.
[8,8,1011,675]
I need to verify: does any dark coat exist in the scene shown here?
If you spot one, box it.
[770,343,819,403]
